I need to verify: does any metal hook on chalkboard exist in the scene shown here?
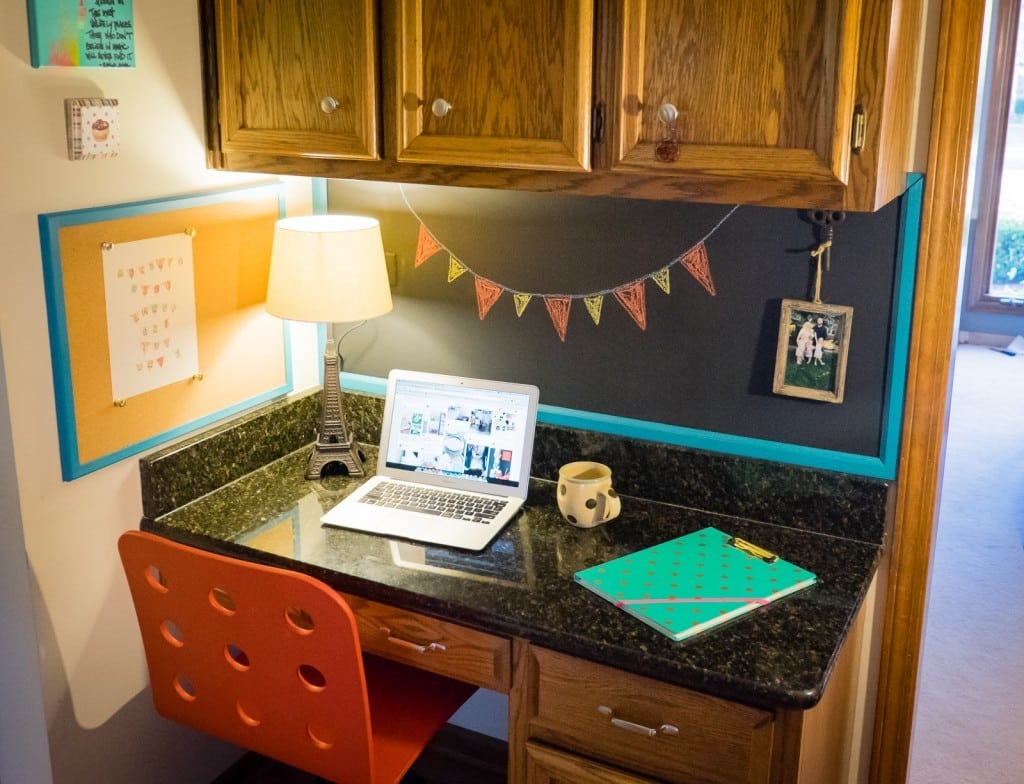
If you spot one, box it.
[805,209,845,303]
[806,210,845,272]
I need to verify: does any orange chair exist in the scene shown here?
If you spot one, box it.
[118,530,477,783]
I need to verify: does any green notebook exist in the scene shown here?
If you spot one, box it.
[573,526,817,641]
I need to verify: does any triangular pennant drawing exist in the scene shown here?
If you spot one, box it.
[475,278,504,320]
[652,266,671,294]
[680,242,716,295]
[544,297,572,342]
[613,280,647,330]
[407,200,734,340]
[513,293,532,317]
[447,257,468,282]
[414,222,444,267]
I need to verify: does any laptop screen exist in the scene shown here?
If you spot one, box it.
[381,373,538,493]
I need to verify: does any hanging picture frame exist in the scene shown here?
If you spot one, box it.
[773,299,853,403]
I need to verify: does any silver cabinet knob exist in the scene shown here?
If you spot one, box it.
[431,98,453,117]
[320,96,340,114]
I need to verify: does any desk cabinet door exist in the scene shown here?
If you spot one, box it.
[215,0,379,159]
[393,0,593,171]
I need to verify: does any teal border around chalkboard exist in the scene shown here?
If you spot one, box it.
[316,175,922,481]
[39,182,292,480]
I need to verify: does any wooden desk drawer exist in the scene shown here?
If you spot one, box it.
[526,741,658,783]
[526,647,775,784]
[340,592,511,692]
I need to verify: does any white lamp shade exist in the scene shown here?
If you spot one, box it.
[265,215,393,323]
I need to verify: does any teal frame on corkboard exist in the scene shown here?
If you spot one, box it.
[40,182,292,480]
[319,175,922,481]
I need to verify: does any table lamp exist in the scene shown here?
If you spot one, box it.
[266,214,393,479]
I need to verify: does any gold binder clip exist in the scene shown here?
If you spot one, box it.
[727,536,778,564]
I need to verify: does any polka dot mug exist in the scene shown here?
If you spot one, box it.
[556,461,621,528]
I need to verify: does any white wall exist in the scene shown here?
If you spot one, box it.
[0,337,52,784]
[0,2,309,781]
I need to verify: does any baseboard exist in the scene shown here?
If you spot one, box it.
[958,330,1018,347]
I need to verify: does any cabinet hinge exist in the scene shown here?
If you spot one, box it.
[591,103,605,144]
[851,105,866,154]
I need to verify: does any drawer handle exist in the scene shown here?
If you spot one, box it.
[379,626,447,654]
[597,705,679,737]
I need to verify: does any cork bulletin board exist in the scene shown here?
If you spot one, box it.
[39,183,292,480]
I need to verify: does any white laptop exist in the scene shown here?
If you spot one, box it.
[321,369,540,551]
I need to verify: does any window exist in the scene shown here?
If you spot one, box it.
[967,0,1024,312]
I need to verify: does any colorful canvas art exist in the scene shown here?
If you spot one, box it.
[28,0,135,68]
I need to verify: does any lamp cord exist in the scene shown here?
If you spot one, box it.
[333,320,368,368]
[336,320,367,345]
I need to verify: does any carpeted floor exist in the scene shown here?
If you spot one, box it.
[907,344,1024,784]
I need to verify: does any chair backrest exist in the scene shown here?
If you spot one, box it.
[118,530,376,783]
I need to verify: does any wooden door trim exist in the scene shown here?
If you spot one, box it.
[869,1,986,781]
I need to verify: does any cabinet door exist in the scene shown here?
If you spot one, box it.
[602,0,861,190]
[215,0,379,159]
[394,0,593,171]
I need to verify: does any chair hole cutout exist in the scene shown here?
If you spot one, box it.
[161,620,185,648]
[306,723,334,751]
[285,606,315,634]
[236,699,261,727]
[225,643,250,671]
[173,675,196,702]
[145,564,168,592]
[209,587,237,615]
[297,664,327,692]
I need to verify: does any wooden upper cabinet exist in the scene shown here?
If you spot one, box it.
[392,0,593,171]
[597,0,864,204]
[201,0,924,210]
[214,0,379,160]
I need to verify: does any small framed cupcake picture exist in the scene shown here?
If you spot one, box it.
[65,98,120,160]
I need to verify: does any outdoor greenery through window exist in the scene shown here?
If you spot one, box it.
[969,0,1024,311]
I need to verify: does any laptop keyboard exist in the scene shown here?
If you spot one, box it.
[358,481,505,524]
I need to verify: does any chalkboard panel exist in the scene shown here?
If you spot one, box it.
[327,178,919,476]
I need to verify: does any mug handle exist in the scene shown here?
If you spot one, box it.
[600,489,622,521]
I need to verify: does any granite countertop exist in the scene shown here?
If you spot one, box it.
[142,441,881,712]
